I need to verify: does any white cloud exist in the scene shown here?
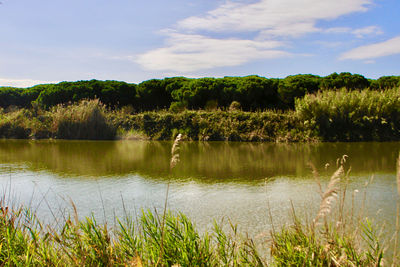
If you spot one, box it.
[352,26,383,38]
[178,0,371,35]
[324,27,352,34]
[0,78,56,88]
[136,0,373,72]
[315,41,345,49]
[258,22,319,38]
[323,25,383,37]
[340,36,400,60]
[136,33,288,72]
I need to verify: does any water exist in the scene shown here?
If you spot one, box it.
[0,140,398,239]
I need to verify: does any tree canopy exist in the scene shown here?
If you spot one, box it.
[0,73,398,111]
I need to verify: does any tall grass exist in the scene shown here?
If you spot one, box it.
[0,99,117,140]
[110,109,315,142]
[0,203,266,266]
[0,108,32,139]
[296,88,400,141]
[269,153,400,266]
[52,99,116,140]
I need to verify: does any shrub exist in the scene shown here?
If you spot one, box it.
[169,101,187,113]
[229,101,241,111]
[0,109,31,138]
[51,99,116,140]
[296,88,400,141]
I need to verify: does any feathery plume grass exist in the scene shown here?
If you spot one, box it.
[309,162,323,198]
[170,133,182,170]
[313,165,344,226]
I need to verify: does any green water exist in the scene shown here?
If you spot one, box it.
[0,140,398,237]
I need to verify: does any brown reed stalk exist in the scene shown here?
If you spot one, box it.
[170,133,182,170]
[309,162,323,198]
[157,134,182,266]
[313,165,344,226]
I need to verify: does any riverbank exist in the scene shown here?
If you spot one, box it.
[1,87,400,142]
[0,99,315,142]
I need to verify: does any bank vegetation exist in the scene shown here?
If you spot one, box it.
[0,73,400,142]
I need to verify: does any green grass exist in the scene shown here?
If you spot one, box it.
[110,109,316,142]
[0,205,264,266]
[296,87,400,141]
[51,99,116,140]
[0,100,116,140]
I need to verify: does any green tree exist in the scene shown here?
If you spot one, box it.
[278,74,321,109]
[321,72,370,90]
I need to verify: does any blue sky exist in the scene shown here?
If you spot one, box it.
[0,0,399,87]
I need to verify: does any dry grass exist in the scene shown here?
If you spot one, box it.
[170,133,182,170]
[51,99,116,140]
[270,156,395,266]
[313,165,343,226]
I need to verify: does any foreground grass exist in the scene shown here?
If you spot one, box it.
[0,205,263,266]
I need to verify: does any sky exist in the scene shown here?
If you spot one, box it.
[0,0,399,87]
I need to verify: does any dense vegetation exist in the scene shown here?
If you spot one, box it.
[1,73,399,111]
[296,88,400,141]
[1,72,400,142]
[2,88,400,142]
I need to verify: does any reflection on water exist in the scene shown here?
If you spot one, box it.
[0,140,398,248]
[0,140,399,181]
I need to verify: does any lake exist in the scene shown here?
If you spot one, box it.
[0,140,398,240]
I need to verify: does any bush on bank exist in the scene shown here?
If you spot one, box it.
[296,88,400,141]
[0,100,116,140]
[110,109,315,142]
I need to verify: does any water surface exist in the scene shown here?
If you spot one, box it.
[0,140,398,239]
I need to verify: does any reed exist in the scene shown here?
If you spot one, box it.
[0,203,264,266]
[270,157,393,266]
[313,165,343,226]
[170,133,182,170]
[296,87,400,141]
[51,99,116,140]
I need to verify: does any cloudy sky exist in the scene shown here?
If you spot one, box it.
[0,0,399,87]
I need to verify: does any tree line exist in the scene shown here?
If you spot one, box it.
[0,72,399,111]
